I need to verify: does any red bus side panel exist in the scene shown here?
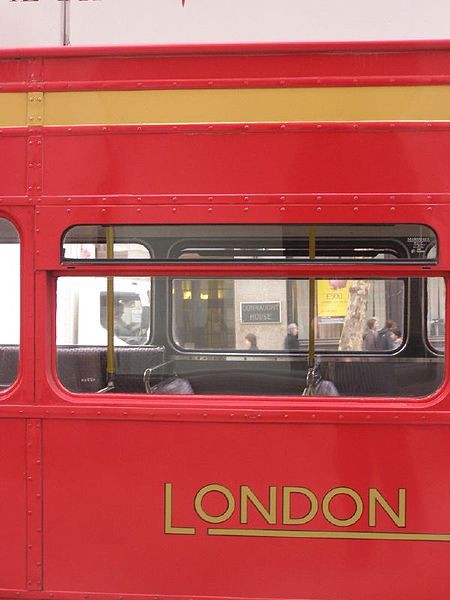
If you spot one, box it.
[0,419,27,590]
[42,129,450,196]
[43,419,449,599]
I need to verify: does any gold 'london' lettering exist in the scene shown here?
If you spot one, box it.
[163,483,450,542]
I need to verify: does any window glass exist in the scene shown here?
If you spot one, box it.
[62,224,437,264]
[173,279,404,352]
[427,278,445,352]
[57,277,151,346]
[0,218,20,390]
[56,276,443,399]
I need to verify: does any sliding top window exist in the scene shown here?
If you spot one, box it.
[62,224,437,264]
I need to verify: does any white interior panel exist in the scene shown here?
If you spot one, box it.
[0,0,61,47]
[68,0,450,45]
[0,0,450,48]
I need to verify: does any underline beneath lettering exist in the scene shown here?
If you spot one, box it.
[207,528,450,542]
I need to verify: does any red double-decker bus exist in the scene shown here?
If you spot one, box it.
[0,41,449,600]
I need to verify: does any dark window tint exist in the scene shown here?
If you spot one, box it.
[62,224,437,264]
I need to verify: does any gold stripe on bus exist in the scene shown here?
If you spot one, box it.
[44,86,450,125]
[2,87,450,127]
[0,93,27,127]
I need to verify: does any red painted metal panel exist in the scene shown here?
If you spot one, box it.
[0,419,27,589]
[0,58,29,86]
[2,40,450,60]
[42,419,450,599]
[41,50,450,88]
[42,129,450,197]
[0,136,28,197]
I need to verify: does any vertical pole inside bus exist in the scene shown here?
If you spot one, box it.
[303,225,316,395]
[308,225,316,368]
[105,225,115,390]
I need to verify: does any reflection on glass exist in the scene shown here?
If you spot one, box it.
[62,224,437,263]
[55,276,444,399]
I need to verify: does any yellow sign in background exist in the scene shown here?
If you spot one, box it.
[317,280,350,319]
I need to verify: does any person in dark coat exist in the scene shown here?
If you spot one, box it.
[363,317,379,351]
[377,320,398,351]
[284,323,300,351]
[244,333,258,350]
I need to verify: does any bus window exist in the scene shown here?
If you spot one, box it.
[172,279,405,353]
[62,224,437,264]
[0,218,20,390]
[55,275,443,398]
[57,277,151,346]
[427,278,445,352]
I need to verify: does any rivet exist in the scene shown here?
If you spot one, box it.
[172,207,177,212]
[394,415,399,420]
[353,207,358,211]
[101,208,106,213]
[208,196,213,201]
[97,411,101,415]
[316,124,322,129]
[244,124,249,130]
[244,207,249,211]
[338,415,344,420]
[244,196,249,201]
[28,510,32,515]
[366,415,371,420]
[427,206,432,211]
[317,207,322,212]
[280,124,286,129]
[353,195,359,200]
[137,208,142,212]
[28,544,32,549]
[427,195,432,200]
[123,411,128,416]
[317,195,322,201]
[311,414,316,419]
[421,415,427,420]
[280,207,286,211]
[208,81,213,86]
[284,414,289,419]
[208,207,212,212]
[66,208,71,213]
[280,195,286,201]
[390,207,395,211]
[230,413,234,417]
